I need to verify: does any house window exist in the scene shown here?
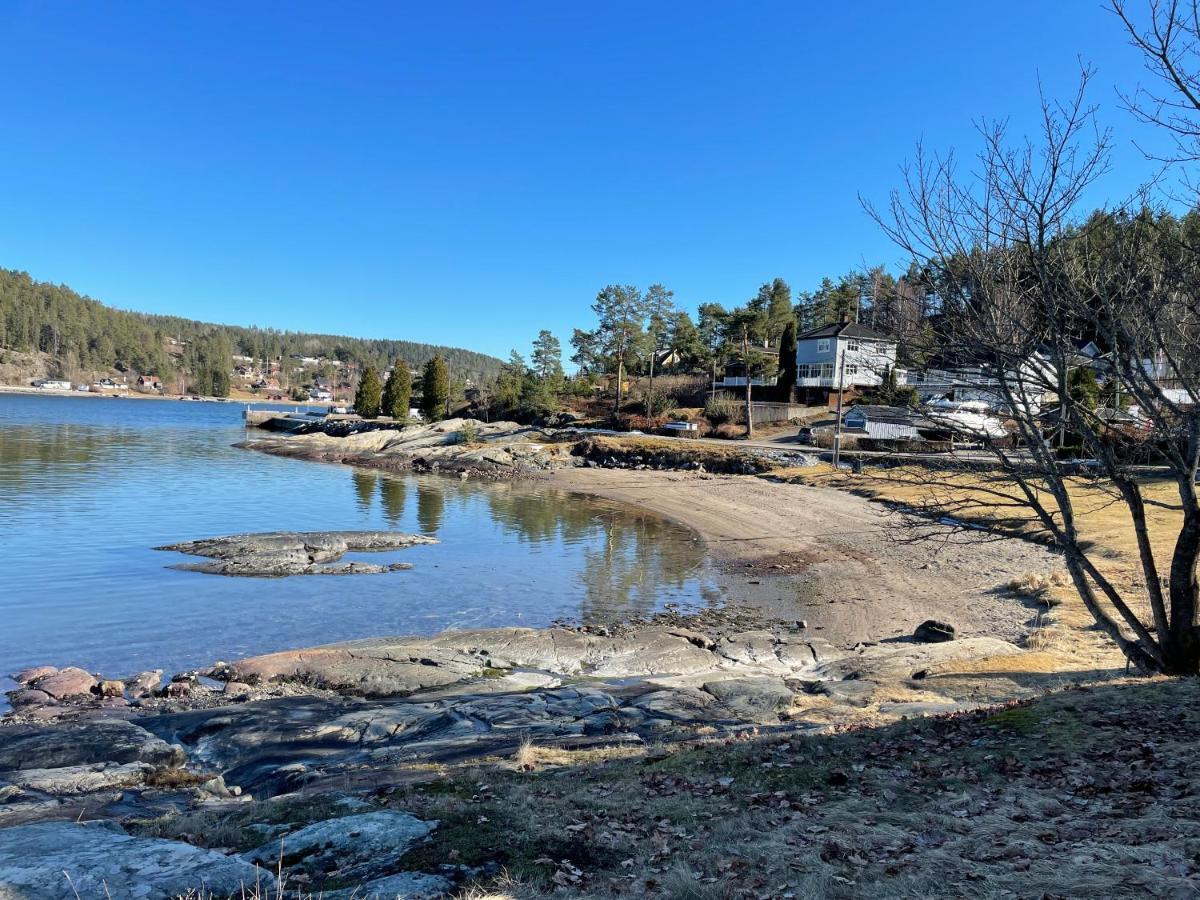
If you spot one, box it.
[821,363,834,378]
[845,364,859,376]
[847,340,860,352]
[797,364,810,379]
[816,339,830,353]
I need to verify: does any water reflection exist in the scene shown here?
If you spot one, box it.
[0,394,721,680]
[352,469,378,513]
[378,475,408,526]
[415,481,446,535]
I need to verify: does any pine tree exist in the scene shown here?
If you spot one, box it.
[355,365,383,418]
[421,355,450,421]
[531,331,564,385]
[777,320,797,399]
[381,363,412,420]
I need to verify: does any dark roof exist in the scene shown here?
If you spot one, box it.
[797,320,893,341]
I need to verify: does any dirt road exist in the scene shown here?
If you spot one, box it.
[551,467,1061,646]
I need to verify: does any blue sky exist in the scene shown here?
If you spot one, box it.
[0,1,1169,360]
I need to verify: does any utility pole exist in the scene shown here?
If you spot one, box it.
[832,349,847,468]
[742,326,754,439]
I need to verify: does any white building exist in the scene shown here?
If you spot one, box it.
[795,320,898,393]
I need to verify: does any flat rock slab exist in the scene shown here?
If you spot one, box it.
[155,530,437,577]
[244,811,436,881]
[0,721,183,771]
[0,821,273,899]
[323,871,452,899]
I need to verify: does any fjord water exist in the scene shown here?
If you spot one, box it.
[0,394,717,684]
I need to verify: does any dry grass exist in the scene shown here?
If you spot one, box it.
[779,463,1184,672]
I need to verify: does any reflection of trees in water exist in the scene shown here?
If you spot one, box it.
[481,480,709,622]
[482,482,598,545]
[416,481,446,535]
[576,515,708,623]
[377,475,408,526]
[351,469,378,513]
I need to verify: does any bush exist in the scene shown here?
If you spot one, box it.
[714,423,747,440]
[458,421,479,445]
[642,389,675,418]
[703,394,740,426]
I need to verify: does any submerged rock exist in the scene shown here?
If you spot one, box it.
[0,821,273,899]
[154,530,437,577]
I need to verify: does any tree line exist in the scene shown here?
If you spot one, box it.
[0,267,504,395]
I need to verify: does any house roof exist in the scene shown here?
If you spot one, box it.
[844,404,928,425]
[797,320,893,342]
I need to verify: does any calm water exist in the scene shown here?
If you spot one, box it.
[0,394,718,685]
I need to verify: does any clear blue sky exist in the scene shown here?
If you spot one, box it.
[0,1,1167,361]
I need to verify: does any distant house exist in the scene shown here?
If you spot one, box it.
[715,361,777,389]
[795,319,898,398]
[137,374,162,390]
[842,405,934,442]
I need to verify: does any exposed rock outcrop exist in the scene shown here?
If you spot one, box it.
[0,821,273,899]
[155,530,437,577]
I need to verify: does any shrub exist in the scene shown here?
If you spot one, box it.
[642,389,675,418]
[714,423,747,439]
[703,394,740,426]
[458,420,479,445]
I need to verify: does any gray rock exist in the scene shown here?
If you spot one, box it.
[0,721,184,771]
[701,677,795,721]
[5,762,152,795]
[0,821,273,899]
[812,679,878,708]
[324,871,452,898]
[244,811,436,881]
[155,530,437,577]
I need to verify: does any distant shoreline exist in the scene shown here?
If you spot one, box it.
[0,383,314,405]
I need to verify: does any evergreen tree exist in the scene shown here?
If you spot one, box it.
[421,355,450,421]
[355,365,383,418]
[777,320,797,399]
[591,284,647,415]
[531,330,564,384]
[381,363,412,420]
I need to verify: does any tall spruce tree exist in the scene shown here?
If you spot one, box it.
[777,320,798,399]
[421,355,450,421]
[355,365,383,418]
[381,363,412,420]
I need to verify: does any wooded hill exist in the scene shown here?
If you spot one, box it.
[0,268,504,386]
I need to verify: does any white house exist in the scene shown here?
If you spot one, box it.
[795,319,898,394]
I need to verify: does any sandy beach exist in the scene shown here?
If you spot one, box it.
[551,466,1062,646]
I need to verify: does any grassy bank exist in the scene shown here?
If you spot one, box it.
[139,678,1199,899]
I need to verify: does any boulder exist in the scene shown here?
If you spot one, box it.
[12,667,56,685]
[125,670,163,698]
[244,811,437,881]
[93,680,125,699]
[0,721,184,771]
[5,690,51,709]
[31,668,96,700]
[914,620,957,643]
[0,821,273,899]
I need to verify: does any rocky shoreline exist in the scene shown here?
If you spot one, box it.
[0,424,1087,897]
[1,609,1038,896]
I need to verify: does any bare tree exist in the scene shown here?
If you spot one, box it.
[866,66,1200,674]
